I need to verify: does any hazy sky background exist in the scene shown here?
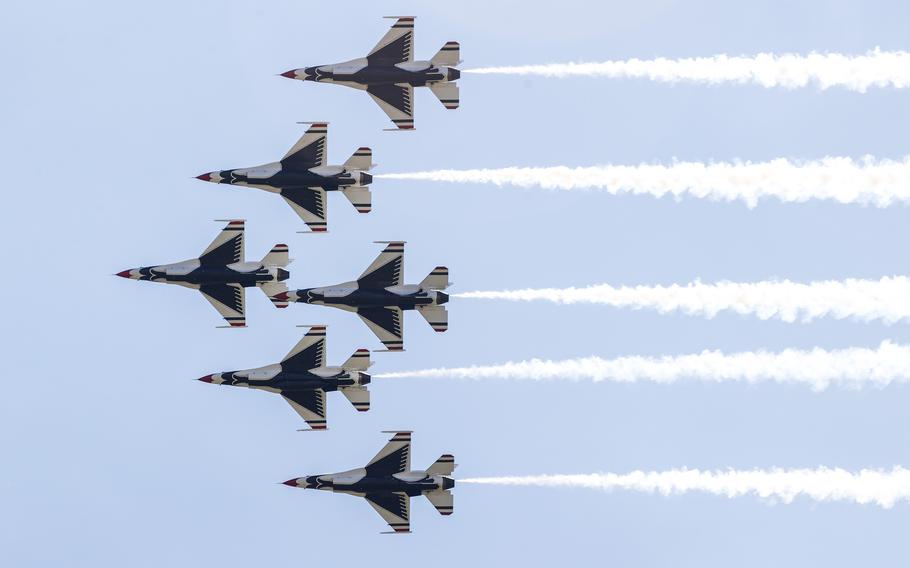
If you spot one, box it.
[5,0,910,565]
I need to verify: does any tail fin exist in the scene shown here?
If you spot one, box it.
[340,386,370,412]
[261,244,290,267]
[342,348,372,371]
[341,186,372,214]
[424,490,453,516]
[429,82,459,110]
[426,454,456,475]
[417,305,447,333]
[344,147,373,171]
[259,281,289,308]
[419,266,449,290]
[430,41,460,66]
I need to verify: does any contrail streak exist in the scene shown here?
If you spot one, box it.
[461,467,910,508]
[376,157,910,208]
[375,341,910,391]
[464,49,910,92]
[455,276,910,324]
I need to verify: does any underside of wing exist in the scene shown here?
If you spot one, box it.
[367,17,414,64]
[358,241,404,288]
[365,431,411,475]
[364,492,410,533]
[282,188,327,232]
[281,123,327,168]
[283,389,327,430]
[199,220,244,266]
[281,325,326,372]
[200,284,245,327]
[357,307,403,351]
[366,84,414,130]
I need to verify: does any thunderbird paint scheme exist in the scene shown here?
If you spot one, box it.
[283,431,455,533]
[272,241,450,351]
[198,325,371,431]
[280,17,461,130]
[196,123,374,233]
[116,220,290,327]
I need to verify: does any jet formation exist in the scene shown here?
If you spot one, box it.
[281,16,461,130]
[272,241,451,351]
[119,17,460,533]
[283,431,456,533]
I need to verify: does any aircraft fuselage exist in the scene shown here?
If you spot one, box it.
[207,368,369,393]
[209,165,371,193]
[124,264,288,288]
[295,286,447,311]
[303,60,459,87]
[304,471,455,496]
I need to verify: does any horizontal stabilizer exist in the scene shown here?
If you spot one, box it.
[342,186,372,214]
[430,41,460,66]
[340,386,370,412]
[426,454,456,476]
[259,281,289,308]
[261,244,290,267]
[417,305,447,333]
[344,147,373,171]
[424,490,454,516]
[342,348,372,371]
[419,266,449,290]
[428,81,459,110]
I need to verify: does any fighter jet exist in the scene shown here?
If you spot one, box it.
[196,123,374,233]
[283,431,456,533]
[271,241,450,351]
[280,17,461,130]
[116,220,290,327]
[198,325,372,431]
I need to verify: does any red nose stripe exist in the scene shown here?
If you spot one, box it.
[280,70,297,79]
[198,375,213,383]
[282,479,299,487]
[196,173,211,181]
[116,270,131,278]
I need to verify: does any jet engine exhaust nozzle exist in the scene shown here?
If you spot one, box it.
[436,292,449,305]
[360,172,373,186]
[447,68,460,81]
[277,268,290,282]
[443,477,455,490]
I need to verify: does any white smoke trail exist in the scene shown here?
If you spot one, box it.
[461,467,910,508]
[455,276,910,324]
[375,341,910,391]
[376,157,910,208]
[465,49,910,92]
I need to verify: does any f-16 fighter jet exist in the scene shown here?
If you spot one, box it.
[280,17,461,130]
[198,325,371,431]
[272,241,450,351]
[283,431,456,533]
[196,123,374,233]
[116,220,290,327]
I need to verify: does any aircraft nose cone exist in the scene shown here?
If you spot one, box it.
[280,69,297,79]
[115,270,132,279]
[196,173,212,182]
[198,374,214,383]
[282,478,299,487]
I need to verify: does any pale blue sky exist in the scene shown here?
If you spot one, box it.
[5,0,910,565]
